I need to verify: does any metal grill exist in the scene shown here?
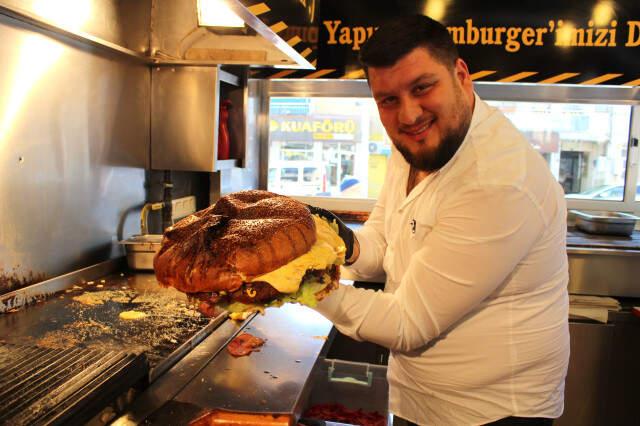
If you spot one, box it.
[0,343,148,425]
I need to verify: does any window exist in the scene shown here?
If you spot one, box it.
[280,168,298,182]
[266,95,391,199]
[255,80,640,214]
[280,142,314,161]
[303,167,319,182]
[487,101,632,201]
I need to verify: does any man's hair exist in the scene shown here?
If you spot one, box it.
[359,15,459,73]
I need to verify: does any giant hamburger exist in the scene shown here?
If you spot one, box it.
[153,190,346,316]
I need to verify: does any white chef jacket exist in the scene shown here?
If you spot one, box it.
[315,94,570,425]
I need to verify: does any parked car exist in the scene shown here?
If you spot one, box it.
[268,161,326,196]
[565,184,640,200]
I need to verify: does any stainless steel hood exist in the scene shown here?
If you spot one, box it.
[0,0,316,69]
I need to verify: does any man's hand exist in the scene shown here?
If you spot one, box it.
[307,205,358,264]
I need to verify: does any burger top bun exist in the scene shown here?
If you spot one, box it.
[153,190,317,294]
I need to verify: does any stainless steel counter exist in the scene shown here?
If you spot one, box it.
[116,304,333,425]
[567,247,640,297]
[566,228,640,297]
[566,228,640,250]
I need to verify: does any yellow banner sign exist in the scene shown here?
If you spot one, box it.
[270,116,359,141]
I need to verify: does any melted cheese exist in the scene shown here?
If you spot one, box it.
[249,215,346,293]
[119,310,147,320]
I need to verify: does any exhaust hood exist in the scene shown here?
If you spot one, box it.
[0,0,316,69]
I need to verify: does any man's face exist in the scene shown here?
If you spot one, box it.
[368,47,475,172]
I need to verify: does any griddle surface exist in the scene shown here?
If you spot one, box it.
[0,272,210,367]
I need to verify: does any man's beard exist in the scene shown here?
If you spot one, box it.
[394,92,472,172]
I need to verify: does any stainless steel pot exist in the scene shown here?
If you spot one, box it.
[120,234,162,270]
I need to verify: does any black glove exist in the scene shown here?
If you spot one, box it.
[307,205,355,262]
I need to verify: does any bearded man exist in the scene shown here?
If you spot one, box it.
[310,14,570,426]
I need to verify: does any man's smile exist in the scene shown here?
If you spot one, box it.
[400,117,435,141]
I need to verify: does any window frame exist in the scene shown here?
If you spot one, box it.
[253,79,640,215]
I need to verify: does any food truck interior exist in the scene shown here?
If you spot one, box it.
[1,0,639,425]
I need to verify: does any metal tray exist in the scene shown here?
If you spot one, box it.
[120,234,162,270]
[571,210,640,236]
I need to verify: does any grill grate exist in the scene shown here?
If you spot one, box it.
[0,343,148,425]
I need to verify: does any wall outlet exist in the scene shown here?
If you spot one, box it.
[171,196,196,220]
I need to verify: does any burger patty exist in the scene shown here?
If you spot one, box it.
[193,265,339,306]
[230,281,280,304]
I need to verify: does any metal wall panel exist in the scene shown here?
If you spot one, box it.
[0,14,149,293]
[151,66,218,171]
